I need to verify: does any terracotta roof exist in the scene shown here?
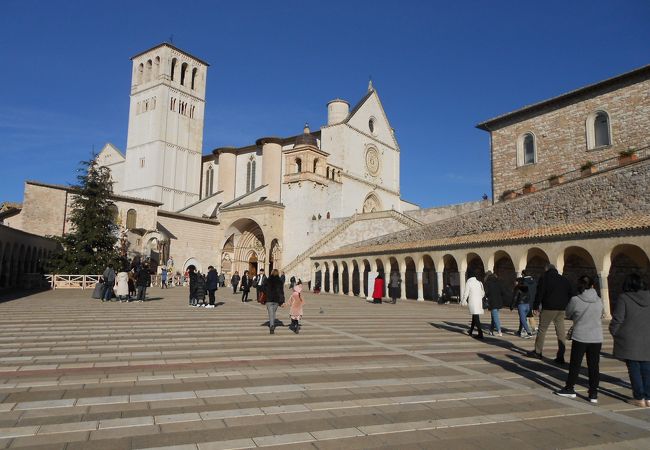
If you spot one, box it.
[315,215,650,259]
[477,64,650,131]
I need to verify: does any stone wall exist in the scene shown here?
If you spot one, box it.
[20,183,70,237]
[365,158,650,246]
[489,74,650,197]
[405,200,488,224]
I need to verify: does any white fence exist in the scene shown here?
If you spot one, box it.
[44,274,186,289]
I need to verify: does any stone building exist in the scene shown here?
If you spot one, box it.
[5,42,490,282]
[314,65,650,317]
[477,64,650,200]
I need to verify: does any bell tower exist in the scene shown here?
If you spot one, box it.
[122,43,209,211]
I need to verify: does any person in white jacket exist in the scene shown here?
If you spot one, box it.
[115,270,130,302]
[462,270,486,339]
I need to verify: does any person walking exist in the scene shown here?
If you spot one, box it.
[280,271,286,287]
[609,273,650,407]
[219,271,226,288]
[289,275,296,289]
[512,278,534,338]
[101,264,116,302]
[136,263,151,302]
[115,268,130,302]
[240,270,251,302]
[528,264,573,363]
[522,270,538,332]
[255,269,267,302]
[265,269,285,334]
[188,265,199,306]
[555,275,603,403]
[160,267,168,289]
[287,282,305,334]
[389,271,401,304]
[372,273,385,304]
[484,271,506,336]
[231,271,240,294]
[206,266,218,308]
[462,270,485,339]
[128,270,136,299]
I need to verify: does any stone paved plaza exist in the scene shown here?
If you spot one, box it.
[1,288,650,449]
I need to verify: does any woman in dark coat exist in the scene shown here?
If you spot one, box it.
[372,273,385,304]
[610,273,650,407]
[265,269,285,334]
[484,271,506,336]
[240,270,251,303]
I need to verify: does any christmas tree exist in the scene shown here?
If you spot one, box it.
[47,157,121,274]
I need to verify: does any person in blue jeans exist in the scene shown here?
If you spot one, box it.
[101,264,116,302]
[610,273,650,407]
[512,277,533,338]
[484,271,507,336]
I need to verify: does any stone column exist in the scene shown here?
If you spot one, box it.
[310,266,317,293]
[459,270,466,302]
[257,137,283,202]
[214,147,237,203]
[436,271,444,299]
[400,270,407,300]
[416,271,424,301]
[348,262,355,297]
[599,271,612,319]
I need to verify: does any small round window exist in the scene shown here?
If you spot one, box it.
[368,118,375,134]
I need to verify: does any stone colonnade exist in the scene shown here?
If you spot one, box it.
[311,236,650,318]
[0,226,57,289]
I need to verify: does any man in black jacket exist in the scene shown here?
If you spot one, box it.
[206,266,218,308]
[528,264,573,363]
[136,263,151,302]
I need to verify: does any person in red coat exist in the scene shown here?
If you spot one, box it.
[372,273,385,304]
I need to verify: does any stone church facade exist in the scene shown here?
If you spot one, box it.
[10,43,482,283]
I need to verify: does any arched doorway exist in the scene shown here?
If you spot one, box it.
[494,250,517,293]
[324,262,330,293]
[608,244,650,309]
[352,261,361,295]
[223,218,266,276]
[563,246,598,293]
[362,259,371,297]
[248,252,259,277]
[184,257,202,274]
[443,254,459,297]
[341,262,350,294]
[405,257,417,299]
[466,253,485,280]
[422,255,436,301]
[526,247,550,279]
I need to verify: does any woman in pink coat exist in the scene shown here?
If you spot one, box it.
[287,282,305,334]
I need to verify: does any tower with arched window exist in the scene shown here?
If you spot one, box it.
[122,43,209,211]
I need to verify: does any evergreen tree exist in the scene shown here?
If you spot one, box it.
[47,157,120,274]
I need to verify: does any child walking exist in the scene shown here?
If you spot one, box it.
[287,282,305,334]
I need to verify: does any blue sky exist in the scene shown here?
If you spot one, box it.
[1,0,648,208]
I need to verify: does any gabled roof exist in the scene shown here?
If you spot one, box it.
[344,90,374,124]
[131,42,210,66]
[477,63,650,131]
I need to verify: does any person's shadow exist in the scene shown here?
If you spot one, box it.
[261,320,285,327]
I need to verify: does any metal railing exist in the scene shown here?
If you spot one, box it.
[506,144,650,199]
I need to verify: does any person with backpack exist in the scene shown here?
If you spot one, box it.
[196,272,207,307]
[512,277,534,338]
[136,263,151,302]
[528,264,573,363]
[555,275,603,404]
[206,266,218,308]
[101,264,116,302]
[287,281,305,334]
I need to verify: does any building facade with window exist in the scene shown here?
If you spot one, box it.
[477,64,650,200]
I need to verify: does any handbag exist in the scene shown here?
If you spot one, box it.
[258,291,267,305]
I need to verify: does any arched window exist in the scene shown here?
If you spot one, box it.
[170,58,177,81]
[250,160,256,191]
[326,167,330,178]
[180,62,188,86]
[126,209,137,229]
[137,63,144,84]
[313,158,319,173]
[586,111,611,149]
[205,166,214,197]
[246,159,256,193]
[191,68,198,90]
[145,59,152,82]
[295,158,302,173]
[154,56,160,77]
[517,132,536,166]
